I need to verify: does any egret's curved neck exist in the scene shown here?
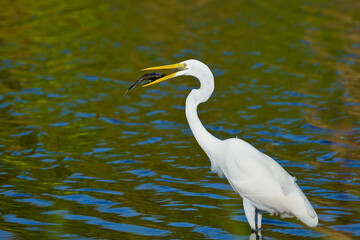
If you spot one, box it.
[185,68,222,158]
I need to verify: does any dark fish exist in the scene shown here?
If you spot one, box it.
[124,72,165,96]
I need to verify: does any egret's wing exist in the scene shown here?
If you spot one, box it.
[223,138,295,197]
[221,138,317,224]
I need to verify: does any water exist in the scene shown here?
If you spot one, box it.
[0,0,359,239]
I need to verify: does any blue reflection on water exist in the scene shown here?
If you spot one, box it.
[0,230,14,239]
[193,225,237,240]
[332,223,360,236]
[4,215,55,226]
[61,212,171,236]
[136,183,231,200]
[126,168,157,178]
[134,137,162,145]
[15,198,53,207]
[168,222,196,227]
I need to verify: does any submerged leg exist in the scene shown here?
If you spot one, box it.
[256,209,263,230]
[243,198,256,231]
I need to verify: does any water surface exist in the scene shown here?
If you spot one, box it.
[0,0,359,239]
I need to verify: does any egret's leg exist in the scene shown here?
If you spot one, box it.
[243,198,256,231]
[256,209,262,230]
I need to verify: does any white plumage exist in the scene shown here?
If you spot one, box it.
[142,59,318,231]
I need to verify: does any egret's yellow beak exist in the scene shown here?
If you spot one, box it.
[141,63,186,87]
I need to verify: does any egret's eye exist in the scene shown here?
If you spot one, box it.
[179,63,187,70]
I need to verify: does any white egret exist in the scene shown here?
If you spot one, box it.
[141,59,318,231]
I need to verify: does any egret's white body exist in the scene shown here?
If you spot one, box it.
[142,59,318,231]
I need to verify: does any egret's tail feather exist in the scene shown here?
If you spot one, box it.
[293,199,318,227]
[295,211,318,227]
[292,183,318,227]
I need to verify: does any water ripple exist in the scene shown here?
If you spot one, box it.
[136,183,231,200]
[4,215,55,226]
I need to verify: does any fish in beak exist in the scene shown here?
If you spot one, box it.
[141,62,187,87]
[124,72,164,96]
[124,62,187,95]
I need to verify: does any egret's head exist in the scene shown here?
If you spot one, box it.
[141,59,206,87]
